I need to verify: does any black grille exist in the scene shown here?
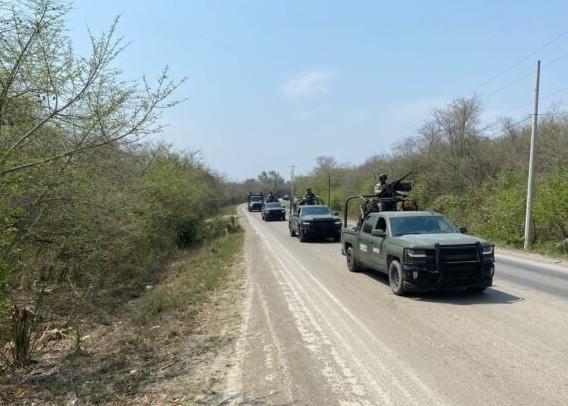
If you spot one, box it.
[438,244,482,283]
[308,220,336,233]
[313,221,334,230]
[439,246,478,263]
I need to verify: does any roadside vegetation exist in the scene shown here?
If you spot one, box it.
[293,98,568,256]
[232,97,568,257]
[0,0,243,387]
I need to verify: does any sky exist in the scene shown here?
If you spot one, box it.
[68,0,568,180]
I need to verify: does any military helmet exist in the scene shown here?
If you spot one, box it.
[306,187,312,193]
[378,173,388,181]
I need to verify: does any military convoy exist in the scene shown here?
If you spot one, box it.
[247,175,496,296]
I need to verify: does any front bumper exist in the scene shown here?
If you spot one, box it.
[249,203,262,211]
[302,224,342,239]
[401,262,494,291]
[264,211,286,220]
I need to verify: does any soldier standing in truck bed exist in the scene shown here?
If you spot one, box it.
[358,173,389,227]
[265,192,278,203]
[374,173,388,195]
[299,188,317,205]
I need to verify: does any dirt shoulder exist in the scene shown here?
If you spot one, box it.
[1,232,245,405]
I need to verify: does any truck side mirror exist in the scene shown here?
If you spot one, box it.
[459,226,468,234]
[372,229,386,238]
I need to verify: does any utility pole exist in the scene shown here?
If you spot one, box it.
[328,174,331,208]
[290,165,295,210]
[524,60,541,251]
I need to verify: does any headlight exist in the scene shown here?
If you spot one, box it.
[406,249,427,258]
[482,246,494,255]
[301,221,311,225]
[334,220,342,225]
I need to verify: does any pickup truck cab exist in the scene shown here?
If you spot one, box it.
[289,205,342,242]
[341,211,495,295]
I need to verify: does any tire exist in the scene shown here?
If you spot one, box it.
[346,246,361,272]
[466,286,487,294]
[333,234,341,242]
[388,260,406,296]
[299,227,308,242]
[289,224,296,237]
[281,215,285,221]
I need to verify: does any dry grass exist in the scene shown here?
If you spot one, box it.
[0,230,244,405]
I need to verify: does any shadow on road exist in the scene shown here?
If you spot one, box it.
[295,238,341,245]
[359,270,524,305]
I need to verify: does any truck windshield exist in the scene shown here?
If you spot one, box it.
[265,203,282,208]
[250,196,263,202]
[390,216,458,236]
[301,207,331,216]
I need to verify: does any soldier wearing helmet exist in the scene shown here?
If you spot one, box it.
[374,173,388,195]
[358,173,389,227]
[301,187,317,205]
[265,192,278,203]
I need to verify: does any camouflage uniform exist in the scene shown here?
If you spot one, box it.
[299,188,317,205]
[358,173,388,227]
[302,193,317,205]
[374,173,388,196]
[266,193,278,203]
[358,198,379,227]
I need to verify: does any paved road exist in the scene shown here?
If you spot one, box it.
[224,207,568,405]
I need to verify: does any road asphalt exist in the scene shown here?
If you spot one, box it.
[223,207,568,405]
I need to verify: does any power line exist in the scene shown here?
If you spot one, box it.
[537,111,568,116]
[541,86,568,100]
[472,29,568,93]
[482,70,534,99]
[480,48,568,102]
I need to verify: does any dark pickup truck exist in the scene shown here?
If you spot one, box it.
[289,205,342,242]
[247,193,264,212]
[262,202,286,221]
[341,211,495,295]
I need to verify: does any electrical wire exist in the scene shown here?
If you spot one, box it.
[472,29,568,93]
[541,87,568,100]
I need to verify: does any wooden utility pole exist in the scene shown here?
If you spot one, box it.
[328,174,331,208]
[524,60,541,251]
[290,165,295,212]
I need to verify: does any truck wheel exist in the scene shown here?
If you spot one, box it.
[346,247,361,272]
[289,224,296,237]
[388,260,407,296]
[333,234,341,242]
[299,228,308,242]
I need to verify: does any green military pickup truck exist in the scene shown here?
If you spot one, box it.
[289,205,342,242]
[341,211,495,295]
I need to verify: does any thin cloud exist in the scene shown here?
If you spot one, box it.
[279,70,334,98]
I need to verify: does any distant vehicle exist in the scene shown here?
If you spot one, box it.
[261,202,286,221]
[281,194,291,201]
[248,192,264,212]
[289,205,342,242]
[341,210,495,296]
